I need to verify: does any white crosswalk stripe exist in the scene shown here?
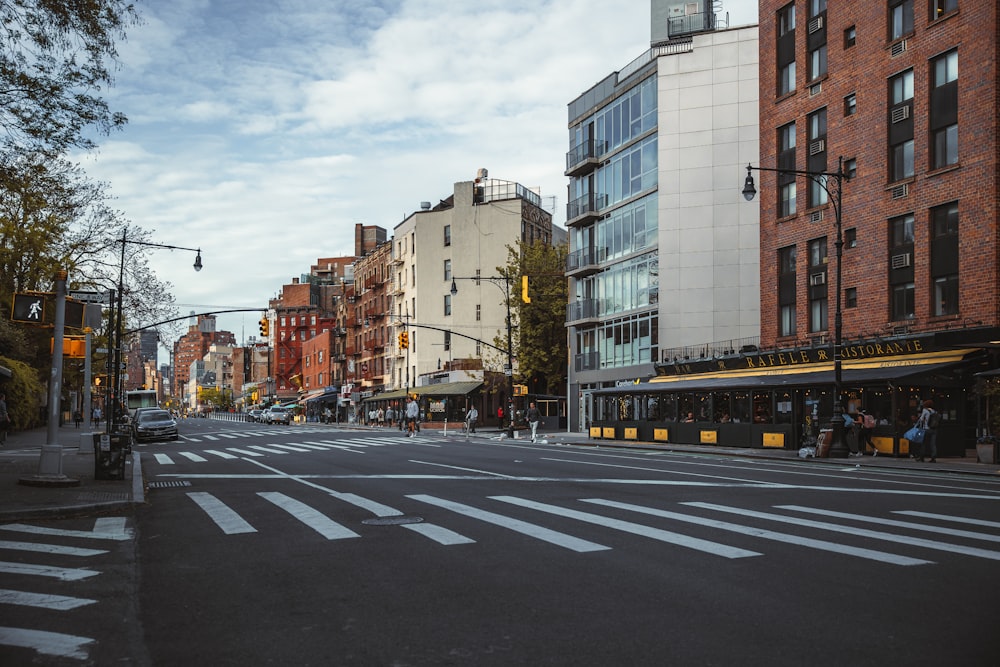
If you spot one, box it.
[178,452,207,462]
[247,445,290,454]
[0,561,100,581]
[187,492,256,534]
[204,449,239,459]
[225,447,264,457]
[778,505,1000,543]
[154,453,173,464]
[0,588,96,610]
[258,492,359,540]
[0,627,94,660]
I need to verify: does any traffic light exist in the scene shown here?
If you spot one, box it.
[259,317,269,337]
[399,331,409,349]
[521,275,531,303]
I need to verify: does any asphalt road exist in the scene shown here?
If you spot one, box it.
[5,417,1000,665]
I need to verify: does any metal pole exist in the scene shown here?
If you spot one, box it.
[505,278,515,440]
[828,156,849,458]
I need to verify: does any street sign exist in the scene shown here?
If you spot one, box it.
[69,290,110,304]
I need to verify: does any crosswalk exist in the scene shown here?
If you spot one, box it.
[164,486,1000,566]
[148,434,440,465]
[0,518,133,661]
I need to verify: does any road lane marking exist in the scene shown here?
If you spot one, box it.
[265,443,314,452]
[282,443,331,451]
[0,588,97,610]
[248,445,290,454]
[776,505,1000,543]
[187,492,257,534]
[257,492,360,540]
[687,502,1000,561]
[410,460,520,479]
[0,541,107,557]
[178,452,207,462]
[491,496,759,559]
[0,561,99,580]
[204,449,238,459]
[0,627,94,659]
[203,435,219,440]
[313,439,370,448]
[408,494,609,553]
[0,518,131,541]
[225,448,264,457]
[154,453,173,464]
[582,499,931,566]
[893,511,1000,529]
[402,523,475,545]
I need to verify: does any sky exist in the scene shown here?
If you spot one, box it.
[78,0,758,362]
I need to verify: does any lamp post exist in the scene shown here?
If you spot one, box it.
[742,157,850,458]
[109,228,202,434]
[450,275,515,439]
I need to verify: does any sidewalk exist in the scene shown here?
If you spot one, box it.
[0,422,996,522]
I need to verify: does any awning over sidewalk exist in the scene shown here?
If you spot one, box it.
[301,388,338,402]
[361,381,483,402]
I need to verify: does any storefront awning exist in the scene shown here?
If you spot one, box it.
[600,349,983,394]
[362,381,483,402]
[302,388,339,402]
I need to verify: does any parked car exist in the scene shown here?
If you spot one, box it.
[248,408,263,423]
[266,406,291,425]
[132,409,179,442]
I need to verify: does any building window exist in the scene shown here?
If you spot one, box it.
[931,0,958,20]
[889,0,913,40]
[931,202,959,316]
[809,45,827,81]
[845,228,857,248]
[844,158,857,178]
[444,331,451,352]
[845,287,858,308]
[780,183,796,218]
[808,238,828,334]
[891,140,914,181]
[892,283,915,320]
[933,50,958,86]
[778,3,795,35]
[890,69,914,104]
[476,304,481,321]
[777,122,796,217]
[779,62,796,96]
[807,108,828,207]
[844,26,856,48]
[809,0,827,15]
[778,245,796,337]
[443,224,451,246]
[844,93,856,116]
[932,124,958,169]
[443,259,451,281]
[443,294,451,316]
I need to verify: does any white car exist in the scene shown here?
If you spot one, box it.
[265,406,291,425]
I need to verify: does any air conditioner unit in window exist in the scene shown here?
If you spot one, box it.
[810,273,827,286]
[891,106,910,123]
[808,16,824,33]
[810,139,825,155]
[891,253,912,269]
[891,40,908,57]
[810,210,825,223]
[809,83,823,97]
[891,183,909,200]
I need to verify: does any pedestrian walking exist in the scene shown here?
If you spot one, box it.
[377,407,385,427]
[385,407,394,428]
[858,408,877,456]
[73,409,82,428]
[465,406,478,435]
[92,406,102,429]
[915,399,940,463]
[526,401,542,443]
[405,397,419,437]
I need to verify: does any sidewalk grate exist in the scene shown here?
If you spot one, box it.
[76,491,129,502]
[148,480,192,489]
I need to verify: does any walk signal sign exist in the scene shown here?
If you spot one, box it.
[12,292,46,324]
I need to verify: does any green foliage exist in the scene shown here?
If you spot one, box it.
[499,239,569,396]
[0,355,46,430]
[0,0,139,156]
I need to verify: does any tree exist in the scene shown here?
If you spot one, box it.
[0,0,139,157]
[498,239,569,396]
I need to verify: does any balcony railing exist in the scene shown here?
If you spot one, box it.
[566,246,607,276]
[566,298,601,324]
[565,193,607,227]
[574,351,599,372]
[565,138,606,176]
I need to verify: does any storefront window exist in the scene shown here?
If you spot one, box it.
[733,392,751,423]
[713,392,732,422]
[753,391,773,423]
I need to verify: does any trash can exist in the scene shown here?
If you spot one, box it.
[93,431,130,480]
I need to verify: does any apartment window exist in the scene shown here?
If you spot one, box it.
[776,3,796,97]
[809,0,827,14]
[778,246,797,337]
[844,26,856,48]
[931,202,959,316]
[889,214,915,320]
[889,0,913,40]
[444,331,451,352]
[807,109,828,207]
[845,228,857,248]
[891,140,914,181]
[931,0,958,20]
[844,93,856,116]
[443,224,451,246]
[891,214,915,247]
[808,238,828,334]
[844,158,857,178]
[443,294,451,316]
[443,259,451,281]
[778,3,795,35]
[845,287,858,308]
[892,283,915,320]
[475,304,481,321]
[777,122,796,217]
[809,45,827,81]
[930,50,958,170]
[779,62,796,96]
[890,70,914,104]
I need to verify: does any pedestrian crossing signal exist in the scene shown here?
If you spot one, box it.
[11,292,46,324]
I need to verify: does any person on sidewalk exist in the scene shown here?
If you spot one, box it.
[405,397,419,437]
[916,399,939,463]
[858,408,877,457]
[526,401,542,443]
[73,409,82,428]
[465,406,478,435]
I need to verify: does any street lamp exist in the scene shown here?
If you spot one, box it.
[450,275,515,439]
[109,228,203,434]
[742,157,850,458]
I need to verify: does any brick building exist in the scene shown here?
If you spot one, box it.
[171,315,236,406]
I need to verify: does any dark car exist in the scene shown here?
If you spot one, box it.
[132,409,179,442]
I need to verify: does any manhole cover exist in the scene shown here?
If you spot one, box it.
[148,480,192,489]
[362,515,424,526]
